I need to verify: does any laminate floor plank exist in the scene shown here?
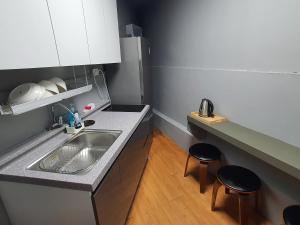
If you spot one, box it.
[126,130,273,225]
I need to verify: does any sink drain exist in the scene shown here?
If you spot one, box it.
[84,120,95,127]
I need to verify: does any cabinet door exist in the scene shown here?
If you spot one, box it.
[118,138,144,211]
[93,161,125,225]
[93,114,152,225]
[82,0,121,64]
[102,0,121,63]
[0,0,59,70]
[142,112,153,163]
[82,0,107,64]
[47,0,90,66]
[117,118,149,220]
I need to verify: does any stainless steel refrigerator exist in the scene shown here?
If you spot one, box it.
[105,37,152,106]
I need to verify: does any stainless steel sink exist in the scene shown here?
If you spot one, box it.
[28,130,122,174]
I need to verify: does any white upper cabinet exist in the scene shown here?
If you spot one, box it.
[102,0,121,63]
[82,0,121,64]
[82,0,107,64]
[0,1,59,70]
[0,0,120,70]
[47,0,90,66]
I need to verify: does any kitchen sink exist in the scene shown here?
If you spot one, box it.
[28,130,122,174]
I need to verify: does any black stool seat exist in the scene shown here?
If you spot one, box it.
[189,143,221,161]
[283,205,300,225]
[217,165,261,193]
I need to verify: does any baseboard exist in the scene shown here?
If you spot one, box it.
[152,109,197,151]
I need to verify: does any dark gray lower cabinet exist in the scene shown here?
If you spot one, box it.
[93,111,153,225]
[92,162,124,225]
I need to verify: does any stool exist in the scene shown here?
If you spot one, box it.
[282,205,300,225]
[184,143,221,193]
[211,165,261,225]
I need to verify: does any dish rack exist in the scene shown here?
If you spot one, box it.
[0,66,93,116]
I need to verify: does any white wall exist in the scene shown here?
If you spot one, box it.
[141,0,300,224]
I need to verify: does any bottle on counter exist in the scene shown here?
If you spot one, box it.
[67,104,76,127]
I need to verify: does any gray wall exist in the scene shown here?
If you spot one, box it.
[0,66,95,155]
[0,67,72,155]
[117,0,139,37]
[140,0,300,224]
[152,68,300,147]
[145,0,300,148]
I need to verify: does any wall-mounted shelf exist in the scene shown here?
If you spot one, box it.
[0,85,92,116]
[187,114,300,180]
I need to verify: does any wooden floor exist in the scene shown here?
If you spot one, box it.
[125,130,273,225]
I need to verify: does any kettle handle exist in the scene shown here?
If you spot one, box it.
[210,100,214,113]
[199,100,203,112]
[207,99,214,116]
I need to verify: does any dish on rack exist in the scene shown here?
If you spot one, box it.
[39,80,59,94]
[8,83,45,105]
[49,77,67,93]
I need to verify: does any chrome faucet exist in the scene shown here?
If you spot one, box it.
[50,103,75,130]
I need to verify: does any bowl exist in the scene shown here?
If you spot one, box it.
[49,77,67,93]
[8,83,45,105]
[39,80,59,94]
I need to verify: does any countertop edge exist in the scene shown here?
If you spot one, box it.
[0,106,150,192]
[187,115,300,180]
[0,174,93,191]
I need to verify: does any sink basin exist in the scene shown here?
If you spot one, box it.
[28,130,121,174]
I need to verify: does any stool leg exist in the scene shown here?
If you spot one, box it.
[281,217,286,225]
[238,195,248,225]
[199,162,208,193]
[184,154,191,177]
[217,159,223,169]
[211,180,222,211]
[281,209,286,225]
[225,187,230,194]
[254,191,259,211]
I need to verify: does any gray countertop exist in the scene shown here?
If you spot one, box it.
[187,115,300,180]
[0,106,150,192]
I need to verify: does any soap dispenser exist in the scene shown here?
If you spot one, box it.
[67,104,76,127]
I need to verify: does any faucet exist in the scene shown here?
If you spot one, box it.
[50,103,77,130]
